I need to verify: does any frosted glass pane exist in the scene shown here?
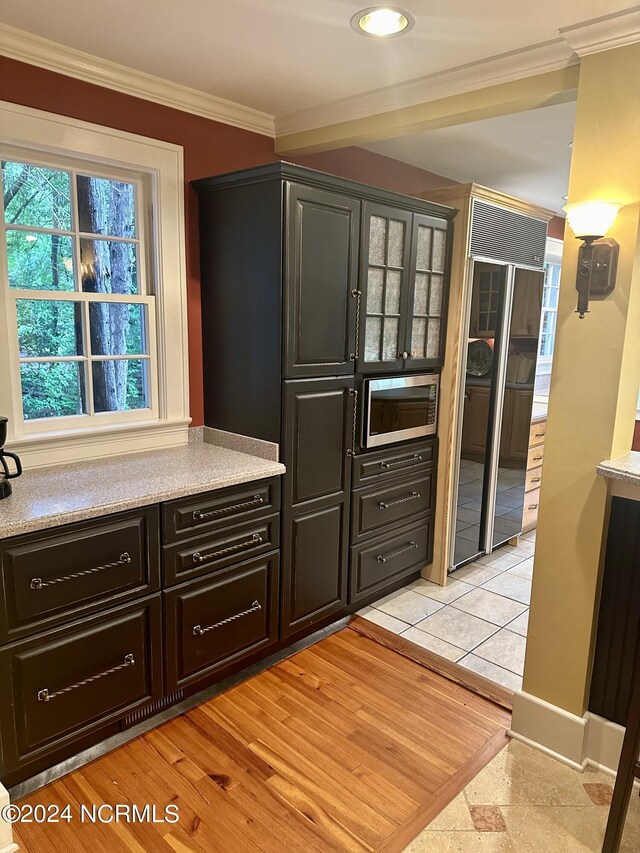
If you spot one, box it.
[382,317,399,360]
[416,225,432,270]
[385,270,401,314]
[369,216,387,265]
[430,274,444,316]
[412,318,426,359]
[426,318,441,358]
[367,267,384,313]
[364,316,382,361]
[414,272,428,315]
[387,219,405,267]
[432,228,446,272]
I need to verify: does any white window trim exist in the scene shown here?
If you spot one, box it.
[0,101,190,468]
[537,236,563,367]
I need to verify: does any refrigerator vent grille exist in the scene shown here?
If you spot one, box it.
[470,200,548,268]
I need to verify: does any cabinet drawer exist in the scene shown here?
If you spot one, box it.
[350,516,432,604]
[522,488,541,531]
[162,477,280,543]
[527,444,545,471]
[352,440,437,488]
[0,507,160,643]
[529,420,547,447]
[163,513,279,586]
[351,471,435,542]
[525,467,543,493]
[0,595,163,778]
[164,552,279,691]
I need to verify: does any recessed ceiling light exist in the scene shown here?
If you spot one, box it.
[351,7,415,38]
[562,195,569,201]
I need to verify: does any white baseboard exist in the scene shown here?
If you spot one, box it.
[0,783,18,853]
[509,690,625,774]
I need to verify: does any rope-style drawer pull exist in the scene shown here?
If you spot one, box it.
[192,533,263,564]
[376,541,418,564]
[30,553,132,590]
[381,454,423,470]
[37,653,135,702]
[378,491,421,511]
[192,496,264,521]
[193,601,262,636]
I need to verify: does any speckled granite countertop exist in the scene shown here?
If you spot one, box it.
[0,441,285,540]
[597,452,640,486]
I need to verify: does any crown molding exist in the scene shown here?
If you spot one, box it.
[275,38,578,137]
[560,6,640,57]
[0,23,275,138]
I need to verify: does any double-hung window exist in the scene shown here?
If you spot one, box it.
[1,154,157,428]
[534,236,563,403]
[0,101,189,467]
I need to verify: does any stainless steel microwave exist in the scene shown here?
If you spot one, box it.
[363,374,439,449]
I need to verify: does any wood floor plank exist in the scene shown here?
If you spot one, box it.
[349,617,514,711]
[13,628,510,853]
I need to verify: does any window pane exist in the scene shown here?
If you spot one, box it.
[6,230,75,291]
[20,362,85,420]
[80,238,138,294]
[77,176,136,237]
[17,300,83,357]
[1,161,72,230]
[92,359,148,412]
[89,303,146,355]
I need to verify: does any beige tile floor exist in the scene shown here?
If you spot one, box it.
[404,740,640,852]
[359,530,536,691]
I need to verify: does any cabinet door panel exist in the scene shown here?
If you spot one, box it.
[282,501,348,637]
[406,214,450,368]
[282,376,353,637]
[461,385,491,456]
[283,377,354,507]
[285,183,359,378]
[359,203,412,373]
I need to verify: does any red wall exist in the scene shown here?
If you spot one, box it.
[0,56,276,426]
[1,57,455,426]
[294,147,455,196]
[548,215,566,240]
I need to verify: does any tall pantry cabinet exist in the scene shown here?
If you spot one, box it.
[194,163,455,641]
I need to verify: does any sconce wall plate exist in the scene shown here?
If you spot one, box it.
[576,238,619,318]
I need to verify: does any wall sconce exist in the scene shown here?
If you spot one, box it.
[564,201,622,318]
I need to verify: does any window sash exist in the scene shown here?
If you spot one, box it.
[0,147,159,433]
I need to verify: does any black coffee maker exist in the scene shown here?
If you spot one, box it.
[0,417,22,499]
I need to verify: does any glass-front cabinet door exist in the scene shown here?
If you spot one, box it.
[406,214,448,368]
[358,203,412,373]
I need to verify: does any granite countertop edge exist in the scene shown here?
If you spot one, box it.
[0,439,285,541]
[597,451,640,485]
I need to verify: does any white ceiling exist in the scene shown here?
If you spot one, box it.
[365,101,577,213]
[0,0,631,115]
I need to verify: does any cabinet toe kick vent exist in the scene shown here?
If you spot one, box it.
[120,691,184,729]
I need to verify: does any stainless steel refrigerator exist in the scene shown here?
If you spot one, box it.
[451,260,544,568]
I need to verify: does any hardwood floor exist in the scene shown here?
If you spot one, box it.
[12,628,510,853]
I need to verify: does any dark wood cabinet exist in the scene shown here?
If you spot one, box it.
[359,204,450,372]
[350,515,433,604]
[359,202,412,373]
[193,162,454,645]
[0,595,163,786]
[162,478,280,543]
[285,183,360,378]
[0,507,160,643]
[590,497,640,726]
[164,552,279,691]
[281,377,354,637]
